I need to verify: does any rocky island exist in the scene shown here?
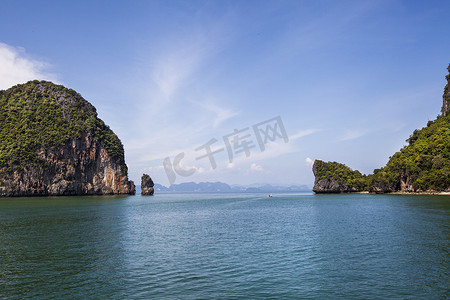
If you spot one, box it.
[313,64,450,194]
[0,80,135,196]
[141,174,155,195]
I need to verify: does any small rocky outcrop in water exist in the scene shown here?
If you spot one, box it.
[141,174,154,195]
[0,80,135,196]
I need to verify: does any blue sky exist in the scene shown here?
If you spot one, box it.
[1,0,449,187]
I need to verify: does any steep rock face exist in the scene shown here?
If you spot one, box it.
[312,178,360,193]
[369,176,400,194]
[0,131,135,196]
[0,81,135,196]
[141,174,154,196]
[442,64,450,116]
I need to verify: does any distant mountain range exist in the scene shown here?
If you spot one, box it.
[147,182,311,193]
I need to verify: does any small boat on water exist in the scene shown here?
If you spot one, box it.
[268,194,273,197]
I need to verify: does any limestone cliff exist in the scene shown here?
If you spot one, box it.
[441,64,450,116]
[0,80,135,196]
[141,174,154,195]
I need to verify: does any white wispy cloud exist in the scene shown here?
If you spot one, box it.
[149,23,228,102]
[338,129,371,141]
[126,20,236,171]
[250,163,264,172]
[305,157,314,167]
[289,129,321,140]
[194,100,240,128]
[152,49,202,101]
[0,43,56,90]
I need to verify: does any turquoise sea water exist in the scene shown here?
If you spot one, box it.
[0,193,448,299]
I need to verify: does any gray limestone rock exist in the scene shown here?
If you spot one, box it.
[141,174,154,196]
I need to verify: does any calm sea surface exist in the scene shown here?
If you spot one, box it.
[0,193,448,299]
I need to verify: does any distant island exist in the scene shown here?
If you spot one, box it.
[0,80,135,196]
[313,64,450,194]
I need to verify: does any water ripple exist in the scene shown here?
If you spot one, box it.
[0,193,448,299]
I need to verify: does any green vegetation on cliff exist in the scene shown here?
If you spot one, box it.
[0,80,126,172]
[313,160,368,191]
